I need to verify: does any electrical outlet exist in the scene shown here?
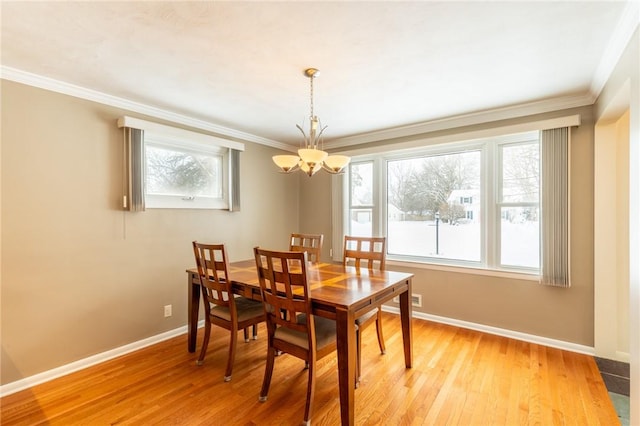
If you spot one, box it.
[164,304,172,317]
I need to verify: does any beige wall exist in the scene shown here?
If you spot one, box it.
[0,80,299,385]
[304,105,597,346]
[298,171,333,262]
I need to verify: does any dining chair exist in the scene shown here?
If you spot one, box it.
[192,241,265,382]
[343,235,387,387]
[289,233,324,263]
[254,247,337,426]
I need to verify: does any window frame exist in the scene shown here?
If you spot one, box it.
[143,132,230,210]
[117,115,244,211]
[344,131,541,274]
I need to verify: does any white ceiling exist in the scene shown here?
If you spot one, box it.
[1,1,636,149]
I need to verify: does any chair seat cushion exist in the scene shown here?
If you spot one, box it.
[274,315,336,350]
[355,308,378,327]
[210,297,264,322]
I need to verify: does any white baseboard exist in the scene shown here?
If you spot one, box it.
[382,306,595,356]
[0,323,202,397]
[616,351,631,363]
[1,311,594,398]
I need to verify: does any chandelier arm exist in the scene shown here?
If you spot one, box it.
[296,124,309,147]
[316,125,328,150]
[320,163,345,174]
[282,163,301,173]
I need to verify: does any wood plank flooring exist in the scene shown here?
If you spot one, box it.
[1,314,620,425]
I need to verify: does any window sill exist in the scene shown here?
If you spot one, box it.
[385,258,540,282]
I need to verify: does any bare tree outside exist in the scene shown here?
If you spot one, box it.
[146,145,221,197]
[501,142,539,203]
[439,202,466,224]
[350,162,373,206]
[388,151,480,218]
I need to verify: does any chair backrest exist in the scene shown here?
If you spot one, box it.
[193,241,234,312]
[289,233,324,263]
[254,247,313,337]
[343,236,386,271]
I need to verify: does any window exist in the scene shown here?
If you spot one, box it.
[349,161,374,237]
[498,142,540,269]
[345,131,541,273]
[386,150,481,262]
[118,116,243,210]
[144,135,228,209]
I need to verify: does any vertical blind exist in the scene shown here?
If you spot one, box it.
[229,148,241,212]
[123,127,145,212]
[540,127,570,287]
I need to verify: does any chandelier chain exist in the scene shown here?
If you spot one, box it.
[309,73,314,119]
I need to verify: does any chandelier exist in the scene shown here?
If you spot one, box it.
[272,68,350,176]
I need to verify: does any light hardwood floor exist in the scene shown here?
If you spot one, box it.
[1,313,620,425]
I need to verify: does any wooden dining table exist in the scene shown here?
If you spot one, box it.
[186,260,414,426]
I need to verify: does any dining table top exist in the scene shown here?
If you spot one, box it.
[187,259,414,310]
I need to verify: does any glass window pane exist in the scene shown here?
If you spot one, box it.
[501,143,539,203]
[500,206,539,268]
[146,144,222,198]
[350,162,373,207]
[387,151,481,262]
[349,208,372,237]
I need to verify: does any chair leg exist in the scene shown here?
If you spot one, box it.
[243,328,249,343]
[355,327,361,388]
[253,324,258,340]
[376,309,386,354]
[303,354,317,425]
[224,328,238,382]
[196,320,211,366]
[259,347,276,402]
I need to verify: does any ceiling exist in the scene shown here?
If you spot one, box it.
[1,1,636,150]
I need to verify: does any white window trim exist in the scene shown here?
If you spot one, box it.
[336,130,545,277]
[118,116,243,210]
[117,116,245,152]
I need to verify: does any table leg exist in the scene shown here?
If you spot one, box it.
[336,307,356,426]
[399,278,413,368]
[188,274,200,353]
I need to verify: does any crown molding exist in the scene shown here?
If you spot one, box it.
[590,0,640,97]
[327,92,594,149]
[0,66,293,152]
[0,65,594,154]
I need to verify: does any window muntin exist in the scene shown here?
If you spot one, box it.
[346,131,541,273]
